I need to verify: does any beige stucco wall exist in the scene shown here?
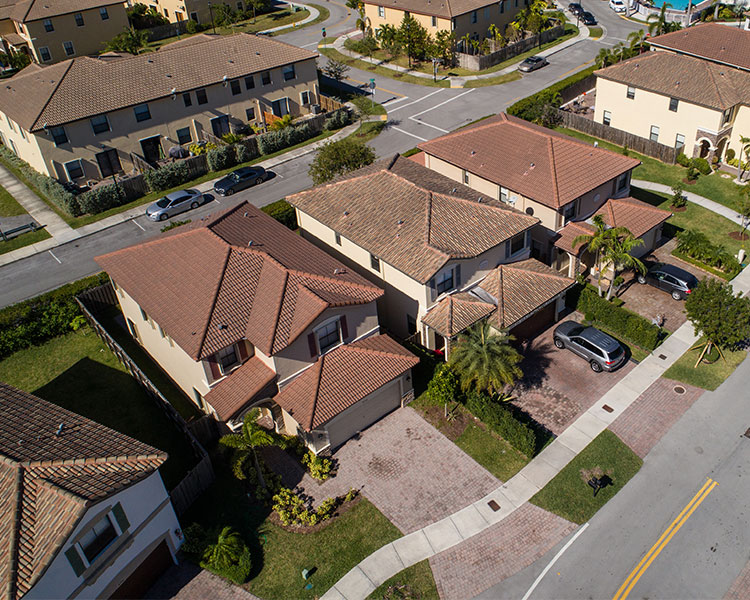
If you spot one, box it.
[364,3,452,32]
[0,119,47,174]
[152,0,214,23]
[1,57,318,181]
[726,105,750,163]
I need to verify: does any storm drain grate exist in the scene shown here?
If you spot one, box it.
[659,354,668,360]
[488,500,501,512]
[602,404,614,413]
[674,385,686,395]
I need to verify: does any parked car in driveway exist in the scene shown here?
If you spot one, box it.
[553,321,627,372]
[518,56,549,72]
[609,0,626,11]
[213,166,267,196]
[637,262,698,300]
[145,189,204,221]
[580,11,597,24]
[568,2,584,15]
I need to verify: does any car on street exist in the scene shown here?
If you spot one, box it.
[518,56,549,72]
[145,188,204,221]
[212,166,268,196]
[568,2,584,15]
[609,0,626,11]
[553,321,627,372]
[637,262,699,300]
[580,10,597,24]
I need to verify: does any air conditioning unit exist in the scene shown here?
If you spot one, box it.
[310,104,321,114]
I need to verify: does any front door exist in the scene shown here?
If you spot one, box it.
[271,98,289,117]
[211,115,230,137]
[95,149,122,178]
[140,136,162,164]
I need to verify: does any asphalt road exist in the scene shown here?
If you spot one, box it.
[476,358,750,600]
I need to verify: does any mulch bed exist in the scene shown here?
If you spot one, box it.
[421,404,470,441]
[682,178,698,185]
[729,231,749,241]
[670,204,687,212]
[266,494,363,534]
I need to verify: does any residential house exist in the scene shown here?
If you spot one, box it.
[362,0,522,46]
[593,49,750,162]
[153,0,216,25]
[95,202,418,454]
[416,112,646,276]
[0,382,182,600]
[287,154,574,354]
[0,33,319,183]
[0,0,128,65]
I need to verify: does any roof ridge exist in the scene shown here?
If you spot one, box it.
[547,136,562,207]
[419,115,503,149]
[288,269,382,297]
[345,339,414,360]
[196,244,233,358]
[611,196,672,213]
[30,59,74,131]
[22,451,167,469]
[268,268,289,354]
[288,164,393,202]
[8,465,23,600]
[501,262,573,281]
[307,359,324,428]
[426,190,435,249]
[431,189,537,221]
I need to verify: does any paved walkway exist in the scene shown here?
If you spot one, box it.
[145,559,261,600]
[258,1,319,34]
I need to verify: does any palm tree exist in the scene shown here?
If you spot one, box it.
[572,214,615,296]
[203,527,244,569]
[627,29,646,54]
[219,409,274,489]
[600,232,646,300]
[377,23,400,57]
[647,3,672,36]
[449,320,523,394]
[736,135,750,182]
[356,7,371,36]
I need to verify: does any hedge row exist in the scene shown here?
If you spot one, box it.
[261,199,297,230]
[507,66,596,122]
[258,123,316,155]
[0,272,109,359]
[465,390,537,458]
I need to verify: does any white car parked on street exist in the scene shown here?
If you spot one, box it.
[610,0,626,12]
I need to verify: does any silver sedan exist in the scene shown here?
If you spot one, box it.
[145,189,204,221]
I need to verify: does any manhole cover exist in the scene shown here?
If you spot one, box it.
[602,404,614,413]
[674,385,686,394]
[488,500,501,512]
[659,354,668,360]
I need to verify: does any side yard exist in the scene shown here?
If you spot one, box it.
[0,182,51,254]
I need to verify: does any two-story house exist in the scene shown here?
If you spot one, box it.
[95,202,418,454]
[0,33,319,184]
[0,382,183,600]
[0,0,128,64]
[288,154,575,354]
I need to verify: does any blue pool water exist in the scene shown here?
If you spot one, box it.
[650,0,692,10]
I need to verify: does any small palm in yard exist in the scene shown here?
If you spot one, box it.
[449,320,523,394]
[572,215,616,296]
[600,232,645,301]
[220,409,274,489]
[203,526,244,569]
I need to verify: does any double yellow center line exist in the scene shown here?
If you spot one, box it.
[612,477,719,600]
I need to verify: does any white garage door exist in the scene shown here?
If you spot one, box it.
[326,379,401,449]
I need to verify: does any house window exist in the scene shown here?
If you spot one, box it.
[51,126,68,146]
[100,7,109,19]
[616,172,628,192]
[164,8,169,16]
[283,64,296,81]
[435,268,454,295]
[246,106,256,121]
[722,106,734,125]
[261,70,271,85]
[675,133,685,150]
[300,90,311,105]
[245,75,255,90]
[407,314,417,335]
[602,110,611,126]
[183,92,192,107]
[271,97,289,117]
[217,344,239,374]
[370,253,380,271]
[669,97,679,112]
[74,12,84,26]
[563,201,576,225]
[43,18,53,31]
[90,114,110,134]
[484,6,490,18]
[63,41,75,56]
[237,1,243,8]
[64,160,84,180]
[316,320,341,354]
[463,169,469,184]
[649,125,659,143]
[230,79,241,96]
[196,88,208,104]
[431,15,437,26]
[626,86,635,99]
[176,127,192,145]
[140,307,148,321]
[509,231,525,255]
[190,11,198,21]
[134,103,151,122]
[471,10,477,22]
[500,187,509,203]
[79,515,117,563]
[500,1,504,13]
[335,231,341,245]
[39,46,51,62]
[378,5,384,17]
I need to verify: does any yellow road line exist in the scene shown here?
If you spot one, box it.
[347,77,405,98]
[613,478,719,600]
[558,60,594,79]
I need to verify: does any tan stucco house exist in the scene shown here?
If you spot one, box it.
[0,382,183,600]
[95,202,418,454]
[0,0,128,65]
[0,33,319,184]
[288,154,575,354]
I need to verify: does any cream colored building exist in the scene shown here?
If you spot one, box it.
[142,0,213,25]
[0,0,128,64]
[0,33,319,183]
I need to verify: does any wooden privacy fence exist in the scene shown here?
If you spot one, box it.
[144,20,190,42]
[559,74,596,105]
[76,283,215,514]
[556,109,679,164]
[319,94,345,113]
[456,25,565,71]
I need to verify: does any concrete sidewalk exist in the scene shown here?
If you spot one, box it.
[259,1,319,34]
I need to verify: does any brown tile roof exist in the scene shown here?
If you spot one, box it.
[95,202,382,360]
[554,196,671,255]
[363,0,497,18]
[273,335,418,431]
[421,292,494,337]
[418,113,641,210]
[10,0,123,22]
[0,33,317,131]
[1,33,26,46]
[594,51,750,111]
[288,155,538,283]
[203,356,276,421]
[0,382,165,600]
[648,22,750,72]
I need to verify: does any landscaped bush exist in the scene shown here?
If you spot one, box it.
[258,123,315,155]
[201,526,253,585]
[207,145,237,172]
[427,363,461,406]
[676,152,690,167]
[77,181,128,214]
[725,148,736,162]
[464,390,536,457]
[261,198,297,229]
[302,451,333,481]
[235,140,259,164]
[189,142,216,156]
[344,35,379,55]
[144,161,194,192]
[324,108,352,131]
[272,487,337,526]
[675,229,741,277]
[691,156,712,175]
[507,66,595,123]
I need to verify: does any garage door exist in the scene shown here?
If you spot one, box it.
[109,539,173,599]
[326,379,401,449]
[510,302,557,341]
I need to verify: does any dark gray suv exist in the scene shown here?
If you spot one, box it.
[553,321,626,372]
[637,262,698,300]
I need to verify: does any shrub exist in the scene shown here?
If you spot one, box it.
[691,156,711,175]
[185,19,198,33]
[200,527,252,585]
[272,487,338,526]
[676,229,741,276]
[426,363,461,406]
[324,108,352,131]
[687,166,699,181]
[144,161,193,192]
[161,218,191,232]
[261,199,297,229]
[726,148,736,162]
[189,142,216,156]
[344,35,379,55]
[258,123,315,155]
[207,145,237,172]
[221,132,244,144]
[181,523,208,555]
[464,390,536,457]
[670,183,686,208]
[78,182,128,214]
[302,451,333,481]
[507,66,595,123]
[235,141,258,164]
[676,152,690,167]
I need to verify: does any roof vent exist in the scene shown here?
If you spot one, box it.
[166,73,172,78]
[343,210,349,216]
[593,141,599,147]
[471,150,476,155]
[248,240,253,246]
[477,197,483,202]
[256,51,261,55]
[147,58,154,63]
[451,188,457,193]
[244,211,248,217]
[334,267,345,275]
[530,162,535,169]
[228,59,234,63]
[55,423,64,436]
[218,324,228,330]
[397,218,404,225]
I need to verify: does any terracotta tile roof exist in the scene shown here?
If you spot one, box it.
[273,335,418,431]
[648,23,750,72]
[0,382,166,600]
[417,113,640,210]
[288,155,538,283]
[0,33,26,46]
[421,292,495,337]
[10,0,123,21]
[0,33,317,131]
[594,51,750,111]
[203,356,276,421]
[96,203,382,360]
[363,0,498,18]
[554,196,671,255]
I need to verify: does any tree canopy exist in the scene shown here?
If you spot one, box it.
[308,137,375,185]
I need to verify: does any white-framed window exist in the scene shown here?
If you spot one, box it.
[435,267,454,295]
[649,125,659,143]
[316,319,342,354]
[74,12,84,26]
[134,103,151,122]
[78,515,117,563]
[176,127,192,145]
[463,169,469,184]
[602,110,611,126]
[335,231,341,245]
[63,40,75,56]
[283,64,296,81]
[43,18,53,31]
[669,97,679,112]
[51,126,68,146]
[90,114,110,134]
[722,106,734,125]
[370,253,380,271]
[626,86,635,99]
[300,90,311,105]
[500,187,509,203]
[431,15,437,26]
[471,10,477,22]
[100,7,109,19]
[39,46,51,62]
[378,5,385,17]
[675,133,685,150]
[217,344,239,374]
[64,159,84,180]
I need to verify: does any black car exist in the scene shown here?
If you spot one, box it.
[213,166,267,196]
[637,262,698,300]
[580,10,597,24]
[568,2,584,15]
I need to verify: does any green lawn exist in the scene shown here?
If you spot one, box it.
[530,430,642,524]
[663,337,747,391]
[455,420,530,480]
[587,26,603,38]
[0,184,27,216]
[368,560,438,599]
[0,227,51,255]
[0,327,198,488]
[299,3,330,31]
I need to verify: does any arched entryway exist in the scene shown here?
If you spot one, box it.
[698,139,711,159]
[716,137,729,162]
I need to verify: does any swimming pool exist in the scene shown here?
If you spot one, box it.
[648,0,693,11]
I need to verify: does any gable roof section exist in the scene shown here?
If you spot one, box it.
[288,154,538,283]
[95,203,382,360]
[595,51,750,111]
[0,33,317,131]
[202,356,276,420]
[421,292,495,337]
[418,113,641,210]
[10,0,123,22]
[648,22,750,72]
[273,335,418,431]
[363,0,497,18]
[0,382,165,600]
